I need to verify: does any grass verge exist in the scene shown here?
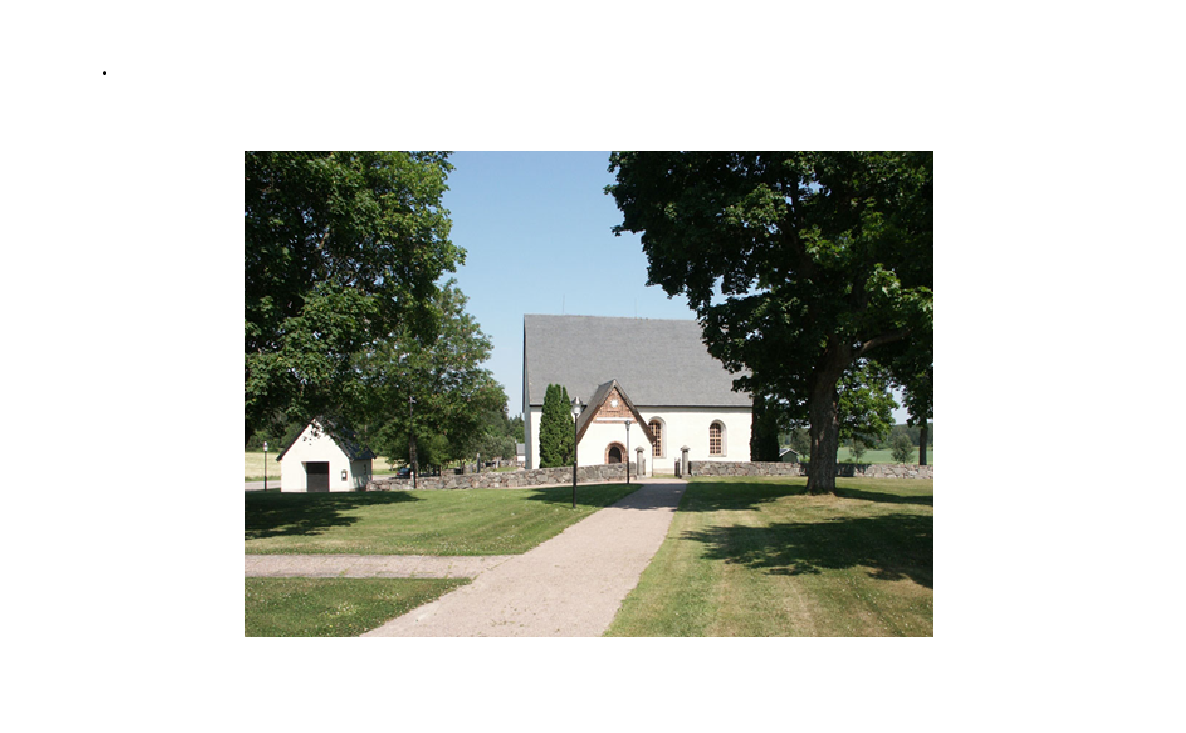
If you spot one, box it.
[245,483,640,555]
[606,476,932,636]
[245,577,467,636]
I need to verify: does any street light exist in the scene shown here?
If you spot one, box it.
[624,418,632,485]
[571,396,582,509]
[409,395,417,489]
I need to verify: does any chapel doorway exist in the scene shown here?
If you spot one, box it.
[605,443,625,464]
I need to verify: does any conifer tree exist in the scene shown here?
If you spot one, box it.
[558,386,575,465]
[539,384,567,467]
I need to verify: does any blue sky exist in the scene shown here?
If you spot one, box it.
[441,151,911,424]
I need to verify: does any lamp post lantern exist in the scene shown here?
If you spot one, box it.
[624,418,632,484]
[571,397,582,509]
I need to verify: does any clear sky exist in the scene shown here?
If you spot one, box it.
[441,151,912,425]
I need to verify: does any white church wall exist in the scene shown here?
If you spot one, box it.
[529,405,752,472]
[578,419,642,468]
[527,406,543,469]
[640,408,752,465]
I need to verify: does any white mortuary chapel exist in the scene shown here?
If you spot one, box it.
[522,315,752,475]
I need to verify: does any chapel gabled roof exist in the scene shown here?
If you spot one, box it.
[523,315,751,408]
[274,418,376,462]
[575,380,657,446]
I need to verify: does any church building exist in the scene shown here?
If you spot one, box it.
[523,315,752,474]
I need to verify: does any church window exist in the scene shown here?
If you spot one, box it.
[709,422,723,455]
[650,419,663,458]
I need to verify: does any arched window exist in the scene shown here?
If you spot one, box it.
[709,421,724,456]
[649,418,664,458]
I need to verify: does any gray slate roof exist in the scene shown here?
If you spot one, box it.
[524,315,750,408]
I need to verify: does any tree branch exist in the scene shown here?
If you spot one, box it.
[855,327,910,358]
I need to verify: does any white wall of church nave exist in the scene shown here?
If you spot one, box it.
[527,406,543,469]
[638,408,752,465]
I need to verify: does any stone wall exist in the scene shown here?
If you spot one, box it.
[687,461,802,477]
[366,463,629,491]
[687,460,933,480]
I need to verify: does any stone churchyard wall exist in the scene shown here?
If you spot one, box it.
[367,463,629,491]
[682,460,933,480]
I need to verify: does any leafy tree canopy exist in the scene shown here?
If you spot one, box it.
[608,151,932,493]
[245,151,462,441]
[351,280,506,471]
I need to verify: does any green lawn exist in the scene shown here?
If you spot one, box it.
[245,577,467,636]
[245,484,640,555]
[606,476,932,636]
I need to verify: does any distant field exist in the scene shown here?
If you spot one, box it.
[827,445,934,466]
[245,452,401,480]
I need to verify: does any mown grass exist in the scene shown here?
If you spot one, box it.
[245,577,467,636]
[245,484,640,555]
[606,476,932,636]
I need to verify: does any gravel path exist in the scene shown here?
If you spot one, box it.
[362,479,687,637]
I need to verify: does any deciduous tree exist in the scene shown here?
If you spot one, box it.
[608,151,932,493]
[891,432,915,464]
[245,151,462,441]
[353,280,505,474]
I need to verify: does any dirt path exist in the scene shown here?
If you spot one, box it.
[361,479,687,637]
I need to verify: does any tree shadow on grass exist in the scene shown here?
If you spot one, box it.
[681,512,932,589]
[676,481,810,513]
[245,491,419,540]
[831,486,933,507]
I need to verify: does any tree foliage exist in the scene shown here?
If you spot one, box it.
[471,403,518,462]
[850,438,866,463]
[891,432,916,464]
[837,359,898,446]
[607,151,932,493]
[245,151,462,441]
[750,393,782,461]
[352,280,505,472]
[538,384,574,468]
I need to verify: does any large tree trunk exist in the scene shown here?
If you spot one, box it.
[919,422,928,465]
[806,376,842,494]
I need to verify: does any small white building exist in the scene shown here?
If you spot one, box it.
[276,419,375,492]
[523,315,752,475]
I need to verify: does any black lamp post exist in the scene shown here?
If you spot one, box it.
[409,395,417,489]
[571,397,582,509]
[625,418,632,484]
[263,440,268,491]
